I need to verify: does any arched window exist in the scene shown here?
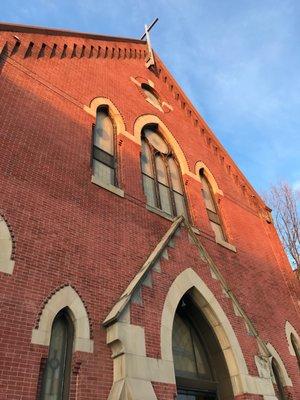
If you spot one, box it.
[40,308,74,400]
[92,106,116,186]
[141,83,162,111]
[291,333,300,369]
[200,170,226,241]
[141,125,188,219]
[271,358,286,400]
[172,295,233,399]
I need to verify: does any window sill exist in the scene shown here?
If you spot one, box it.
[146,205,176,221]
[215,237,237,252]
[91,175,124,198]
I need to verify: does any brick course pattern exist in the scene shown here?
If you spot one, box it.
[0,24,299,400]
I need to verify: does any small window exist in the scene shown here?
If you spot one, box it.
[40,308,74,400]
[200,171,226,242]
[141,83,162,111]
[141,126,188,219]
[291,333,300,369]
[271,358,286,400]
[92,107,116,186]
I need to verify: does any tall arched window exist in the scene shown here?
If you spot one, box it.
[271,358,286,400]
[40,308,74,400]
[141,125,188,219]
[92,106,116,186]
[200,169,226,241]
[172,295,233,399]
[291,333,300,369]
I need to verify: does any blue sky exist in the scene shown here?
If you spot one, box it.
[2,0,299,197]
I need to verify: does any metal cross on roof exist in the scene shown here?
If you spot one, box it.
[140,18,158,69]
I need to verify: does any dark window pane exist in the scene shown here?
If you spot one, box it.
[155,155,169,185]
[41,310,74,400]
[158,183,172,215]
[142,175,156,207]
[173,313,212,381]
[200,176,216,212]
[168,158,183,194]
[173,314,198,377]
[95,109,114,155]
[291,334,300,369]
[271,359,286,400]
[93,147,114,168]
[93,159,115,185]
[141,140,154,177]
[174,192,188,219]
[144,129,168,153]
[210,221,225,242]
[141,86,162,111]
[207,210,220,225]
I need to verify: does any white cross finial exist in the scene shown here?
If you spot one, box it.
[140,18,158,69]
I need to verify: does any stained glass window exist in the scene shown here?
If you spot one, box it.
[92,107,116,186]
[40,309,74,400]
[141,126,188,218]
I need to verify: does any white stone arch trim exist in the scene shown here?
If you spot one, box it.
[160,268,276,397]
[83,96,127,136]
[31,285,93,353]
[266,342,292,387]
[133,114,191,175]
[195,160,223,196]
[285,321,300,356]
[0,214,15,274]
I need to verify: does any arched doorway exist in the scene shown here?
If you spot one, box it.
[172,293,234,400]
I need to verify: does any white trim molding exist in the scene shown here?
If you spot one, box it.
[0,215,15,275]
[31,285,93,353]
[195,161,223,196]
[84,96,126,135]
[266,342,292,387]
[285,321,300,357]
[161,268,276,398]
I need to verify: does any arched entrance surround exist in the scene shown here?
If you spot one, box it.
[160,268,275,397]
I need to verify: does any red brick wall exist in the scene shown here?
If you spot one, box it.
[0,26,299,399]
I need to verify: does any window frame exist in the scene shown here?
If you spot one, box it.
[141,124,189,219]
[40,308,74,400]
[92,105,119,187]
[291,333,300,369]
[271,358,287,400]
[141,83,163,111]
[200,169,227,242]
[173,297,220,398]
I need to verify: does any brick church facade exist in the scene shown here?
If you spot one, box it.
[0,23,299,400]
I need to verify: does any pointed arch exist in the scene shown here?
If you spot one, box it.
[195,161,223,196]
[31,285,93,353]
[285,321,300,358]
[84,96,126,134]
[160,268,275,396]
[133,114,190,175]
[266,342,292,387]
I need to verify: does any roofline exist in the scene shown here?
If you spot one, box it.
[0,21,146,45]
[154,51,268,208]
